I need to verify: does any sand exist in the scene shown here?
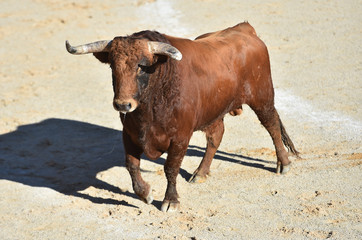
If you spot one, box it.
[0,0,361,239]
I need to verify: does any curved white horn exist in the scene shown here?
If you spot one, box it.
[148,41,182,61]
[65,40,112,54]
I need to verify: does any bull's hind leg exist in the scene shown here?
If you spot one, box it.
[189,118,225,183]
[252,106,293,174]
[123,132,153,204]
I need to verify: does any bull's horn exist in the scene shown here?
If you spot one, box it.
[148,41,182,61]
[65,40,112,54]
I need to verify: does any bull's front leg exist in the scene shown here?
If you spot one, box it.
[123,131,153,204]
[161,140,189,212]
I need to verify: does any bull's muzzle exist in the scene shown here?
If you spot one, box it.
[113,99,138,113]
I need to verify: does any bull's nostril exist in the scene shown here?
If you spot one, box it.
[124,103,132,111]
[113,102,120,110]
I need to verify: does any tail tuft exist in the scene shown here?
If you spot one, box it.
[279,118,300,157]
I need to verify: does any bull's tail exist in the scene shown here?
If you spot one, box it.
[279,117,300,157]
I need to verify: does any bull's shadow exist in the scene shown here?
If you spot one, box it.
[0,118,137,207]
[185,146,275,175]
[0,118,274,208]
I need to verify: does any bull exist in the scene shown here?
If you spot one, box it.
[66,22,299,212]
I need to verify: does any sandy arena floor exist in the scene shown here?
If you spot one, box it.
[0,0,361,239]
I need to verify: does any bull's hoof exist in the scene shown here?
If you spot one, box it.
[140,188,154,204]
[161,200,180,212]
[188,174,208,183]
[188,170,209,183]
[276,162,292,175]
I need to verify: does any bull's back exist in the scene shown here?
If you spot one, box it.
[195,22,257,40]
[167,23,271,129]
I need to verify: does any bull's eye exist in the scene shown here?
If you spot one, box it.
[137,64,155,74]
[137,66,146,75]
[137,65,151,89]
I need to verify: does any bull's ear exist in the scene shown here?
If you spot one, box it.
[93,52,110,64]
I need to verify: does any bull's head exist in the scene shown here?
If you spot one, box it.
[65,37,182,113]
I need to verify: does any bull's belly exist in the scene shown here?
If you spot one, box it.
[194,98,242,131]
[195,109,228,131]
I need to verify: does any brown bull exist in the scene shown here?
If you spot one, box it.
[66,22,298,212]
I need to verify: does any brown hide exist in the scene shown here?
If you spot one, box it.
[120,23,273,157]
[85,22,298,212]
